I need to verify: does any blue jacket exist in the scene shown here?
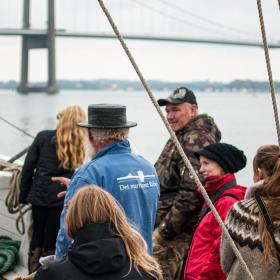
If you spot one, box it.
[55,140,160,258]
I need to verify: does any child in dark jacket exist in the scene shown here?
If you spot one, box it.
[34,185,163,280]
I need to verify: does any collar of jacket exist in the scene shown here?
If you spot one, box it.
[92,139,131,161]
[175,114,222,143]
[68,223,128,275]
[175,114,209,135]
[203,173,236,197]
[72,222,118,246]
[245,180,264,199]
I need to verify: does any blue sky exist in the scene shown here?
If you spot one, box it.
[0,0,280,82]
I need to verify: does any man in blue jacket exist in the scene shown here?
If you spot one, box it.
[55,104,160,259]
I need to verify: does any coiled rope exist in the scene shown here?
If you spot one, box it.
[13,272,36,280]
[256,0,280,146]
[0,235,21,275]
[96,0,254,279]
[0,160,31,235]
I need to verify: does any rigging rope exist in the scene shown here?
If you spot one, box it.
[0,116,34,140]
[96,0,254,278]
[0,160,31,235]
[0,116,32,168]
[256,0,280,146]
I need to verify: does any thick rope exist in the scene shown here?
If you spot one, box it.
[96,0,254,278]
[0,160,31,235]
[0,236,21,275]
[256,0,280,146]
[13,272,36,280]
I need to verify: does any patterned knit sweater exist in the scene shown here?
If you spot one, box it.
[220,183,280,280]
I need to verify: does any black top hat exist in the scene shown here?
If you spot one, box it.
[157,87,197,107]
[194,142,247,173]
[78,104,137,129]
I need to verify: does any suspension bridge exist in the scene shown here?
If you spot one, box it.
[0,0,279,93]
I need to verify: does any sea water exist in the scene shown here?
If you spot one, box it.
[0,89,278,187]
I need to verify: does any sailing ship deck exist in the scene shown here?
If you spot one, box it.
[0,160,29,279]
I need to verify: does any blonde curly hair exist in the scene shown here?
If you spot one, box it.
[56,105,86,171]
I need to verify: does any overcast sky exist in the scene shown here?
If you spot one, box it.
[0,0,280,82]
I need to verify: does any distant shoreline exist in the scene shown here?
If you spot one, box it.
[0,79,279,92]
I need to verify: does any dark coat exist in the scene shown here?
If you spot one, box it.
[34,223,156,280]
[19,130,74,207]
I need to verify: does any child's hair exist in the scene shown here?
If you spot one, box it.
[66,186,162,279]
[253,144,280,264]
[56,105,86,170]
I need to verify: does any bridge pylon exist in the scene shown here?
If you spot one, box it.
[18,0,58,94]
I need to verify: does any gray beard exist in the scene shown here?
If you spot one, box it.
[87,143,96,159]
[85,137,96,161]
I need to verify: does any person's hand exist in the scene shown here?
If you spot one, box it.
[52,177,70,199]
[52,177,70,187]
[57,191,67,199]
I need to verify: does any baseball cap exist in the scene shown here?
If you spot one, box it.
[157,87,197,107]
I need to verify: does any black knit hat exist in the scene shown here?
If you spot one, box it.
[194,143,247,173]
[157,87,197,106]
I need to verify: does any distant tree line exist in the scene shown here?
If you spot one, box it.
[1,79,280,92]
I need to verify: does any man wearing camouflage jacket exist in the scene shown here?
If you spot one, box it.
[154,87,221,280]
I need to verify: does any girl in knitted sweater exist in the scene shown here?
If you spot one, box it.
[221,145,280,279]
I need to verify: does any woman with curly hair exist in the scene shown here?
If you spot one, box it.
[19,105,86,273]
[221,144,280,279]
[34,185,163,280]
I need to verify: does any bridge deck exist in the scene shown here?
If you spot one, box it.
[1,28,279,48]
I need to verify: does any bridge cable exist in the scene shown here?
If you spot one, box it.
[133,0,235,39]
[158,0,259,39]
[97,0,254,278]
[256,0,280,146]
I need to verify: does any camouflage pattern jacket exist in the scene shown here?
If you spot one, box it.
[155,114,221,240]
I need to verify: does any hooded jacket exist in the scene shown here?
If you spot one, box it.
[184,174,246,280]
[34,223,156,280]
